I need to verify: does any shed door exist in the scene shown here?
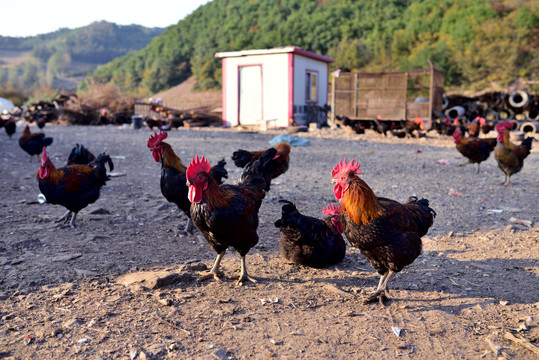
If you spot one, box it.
[239,65,262,125]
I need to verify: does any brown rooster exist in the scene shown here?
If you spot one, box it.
[231,142,290,191]
[19,125,53,161]
[186,149,276,285]
[332,158,436,304]
[494,121,533,186]
[274,201,345,268]
[37,147,113,228]
[453,128,496,173]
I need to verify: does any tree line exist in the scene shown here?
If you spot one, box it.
[84,0,539,95]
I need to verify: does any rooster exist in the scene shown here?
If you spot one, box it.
[331,158,436,304]
[67,144,95,165]
[186,149,276,285]
[147,130,227,233]
[373,115,389,136]
[401,116,425,138]
[19,125,53,161]
[465,117,481,137]
[4,116,16,139]
[37,147,114,228]
[453,128,496,173]
[231,142,291,191]
[494,121,533,186]
[37,116,46,129]
[274,201,345,268]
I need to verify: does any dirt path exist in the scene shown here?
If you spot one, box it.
[0,124,537,359]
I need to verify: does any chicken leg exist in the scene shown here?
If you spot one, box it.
[364,269,394,304]
[236,255,257,286]
[177,218,194,235]
[198,251,225,282]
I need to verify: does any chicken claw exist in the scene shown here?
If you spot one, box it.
[363,290,390,305]
[198,271,223,282]
[235,274,257,287]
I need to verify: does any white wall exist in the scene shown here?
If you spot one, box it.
[222,53,289,128]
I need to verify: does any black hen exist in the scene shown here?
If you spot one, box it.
[275,201,345,268]
[4,117,16,138]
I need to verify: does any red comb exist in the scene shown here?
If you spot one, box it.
[495,120,514,132]
[186,155,211,180]
[147,130,168,148]
[323,203,340,216]
[331,157,361,179]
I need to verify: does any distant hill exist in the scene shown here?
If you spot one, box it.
[0,21,164,94]
[85,0,539,95]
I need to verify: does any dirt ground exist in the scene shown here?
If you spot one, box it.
[0,123,538,359]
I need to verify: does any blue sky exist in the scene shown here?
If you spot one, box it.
[0,0,213,37]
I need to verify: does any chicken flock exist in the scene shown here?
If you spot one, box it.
[2,116,534,304]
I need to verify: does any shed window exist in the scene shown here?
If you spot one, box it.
[306,71,318,103]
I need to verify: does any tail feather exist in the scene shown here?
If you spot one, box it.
[521,136,533,152]
[90,153,114,174]
[239,148,277,190]
[67,144,94,165]
[43,137,53,147]
[232,149,255,168]
[209,158,228,185]
[274,200,300,229]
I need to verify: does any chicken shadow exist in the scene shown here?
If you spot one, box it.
[313,249,538,313]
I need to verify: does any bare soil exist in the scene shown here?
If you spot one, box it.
[0,123,538,360]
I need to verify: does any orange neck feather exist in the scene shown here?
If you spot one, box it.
[201,178,234,210]
[502,131,515,150]
[162,146,186,172]
[340,176,382,225]
[37,163,63,186]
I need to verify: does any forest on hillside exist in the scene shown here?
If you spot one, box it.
[84,0,539,96]
[0,21,163,99]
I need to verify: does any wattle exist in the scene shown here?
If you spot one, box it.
[152,150,160,163]
[333,184,343,200]
[188,185,203,203]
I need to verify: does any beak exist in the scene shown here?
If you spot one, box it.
[186,180,191,186]
[331,179,337,184]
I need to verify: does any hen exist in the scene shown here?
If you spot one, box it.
[274,201,345,268]
[494,121,533,186]
[332,158,436,304]
[67,144,95,165]
[4,116,17,139]
[231,142,290,191]
[19,125,53,161]
[147,130,228,233]
[453,128,496,173]
[186,149,276,285]
[37,147,114,228]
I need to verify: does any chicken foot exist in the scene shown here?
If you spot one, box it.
[235,255,257,286]
[180,219,194,234]
[54,211,78,228]
[364,270,394,304]
[198,251,225,282]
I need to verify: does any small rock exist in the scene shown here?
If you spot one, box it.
[11,238,42,251]
[89,208,111,215]
[77,338,89,344]
[63,318,81,328]
[51,253,82,262]
[212,348,229,360]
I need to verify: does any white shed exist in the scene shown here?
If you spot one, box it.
[215,46,333,129]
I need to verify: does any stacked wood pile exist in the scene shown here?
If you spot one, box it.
[142,100,222,129]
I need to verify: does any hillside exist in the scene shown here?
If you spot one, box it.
[0,21,164,96]
[85,0,539,95]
